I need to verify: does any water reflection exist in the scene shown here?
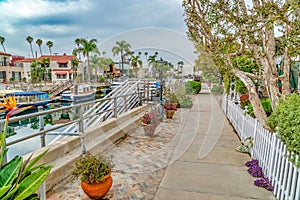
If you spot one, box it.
[6,102,89,160]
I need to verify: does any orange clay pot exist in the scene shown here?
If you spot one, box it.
[81,173,113,199]
[166,109,175,119]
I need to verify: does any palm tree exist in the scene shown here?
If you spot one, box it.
[26,36,34,58]
[36,38,43,56]
[90,54,100,82]
[46,41,53,55]
[144,52,148,62]
[71,58,79,82]
[98,57,113,79]
[112,40,131,73]
[148,53,159,78]
[0,36,6,52]
[177,61,184,76]
[75,38,81,60]
[76,38,99,83]
[130,53,143,78]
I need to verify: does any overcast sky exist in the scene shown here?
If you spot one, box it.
[0,0,196,63]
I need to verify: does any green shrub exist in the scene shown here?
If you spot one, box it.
[211,85,224,94]
[185,81,201,94]
[179,96,192,108]
[261,98,272,116]
[246,98,272,117]
[267,94,300,166]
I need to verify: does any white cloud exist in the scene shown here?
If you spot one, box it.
[1,0,89,18]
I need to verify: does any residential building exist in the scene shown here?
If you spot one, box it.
[15,53,83,83]
[0,52,23,83]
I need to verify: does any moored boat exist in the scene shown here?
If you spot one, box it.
[4,91,50,109]
[61,84,96,103]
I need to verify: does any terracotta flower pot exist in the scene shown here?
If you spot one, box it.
[166,110,175,119]
[81,173,113,199]
[143,124,158,136]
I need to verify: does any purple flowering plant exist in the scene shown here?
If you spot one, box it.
[245,159,274,191]
[254,178,274,191]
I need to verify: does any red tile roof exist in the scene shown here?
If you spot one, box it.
[0,52,11,56]
[15,54,76,63]
[15,58,35,63]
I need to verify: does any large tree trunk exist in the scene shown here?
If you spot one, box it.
[281,55,291,96]
[232,68,269,128]
[260,27,282,109]
[262,61,281,109]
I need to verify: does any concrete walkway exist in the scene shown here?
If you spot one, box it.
[47,83,276,200]
[154,84,275,200]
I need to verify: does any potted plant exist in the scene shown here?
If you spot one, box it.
[163,101,177,119]
[71,152,114,199]
[141,108,160,136]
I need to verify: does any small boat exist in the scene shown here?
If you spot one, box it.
[4,91,50,109]
[95,86,112,99]
[110,81,122,90]
[61,84,96,103]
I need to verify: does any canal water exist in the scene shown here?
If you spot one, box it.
[6,102,90,160]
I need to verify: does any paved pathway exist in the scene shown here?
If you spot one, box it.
[47,83,275,200]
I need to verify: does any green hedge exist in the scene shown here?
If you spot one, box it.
[267,93,300,166]
[185,81,201,94]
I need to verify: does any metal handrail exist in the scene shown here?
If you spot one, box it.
[1,81,155,155]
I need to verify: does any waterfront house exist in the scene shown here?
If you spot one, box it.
[15,53,84,84]
[0,52,24,83]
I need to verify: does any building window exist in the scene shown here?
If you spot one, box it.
[58,63,68,68]
[12,72,21,81]
[57,74,67,79]
[0,71,6,82]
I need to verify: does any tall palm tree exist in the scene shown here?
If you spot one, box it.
[148,53,159,78]
[112,40,131,73]
[46,41,53,55]
[36,38,43,56]
[76,38,99,83]
[75,38,81,60]
[26,36,34,58]
[130,53,143,78]
[177,61,184,76]
[0,36,6,52]
[144,52,148,62]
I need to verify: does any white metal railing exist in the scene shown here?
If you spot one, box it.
[222,94,300,200]
[1,80,156,158]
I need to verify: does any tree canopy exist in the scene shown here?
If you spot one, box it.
[183,0,300,127]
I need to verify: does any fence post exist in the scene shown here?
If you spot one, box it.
[137,81,142,106]
[38,106,45,148]
[114,97,118,118]
[251,118,258,158]
[78,104,86,157]
[241,106,248,142]
[267,133,277,181]
[124,96,128,111]
[38,106,47,200]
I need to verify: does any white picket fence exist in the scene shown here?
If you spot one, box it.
[222,95,300,200]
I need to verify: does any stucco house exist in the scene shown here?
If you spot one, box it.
[0,52,24,83]
[15,53,83,84]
